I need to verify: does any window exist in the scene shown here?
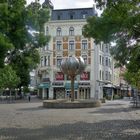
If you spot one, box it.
[48,56,50,66]
[109,59,111,67]
[100,70,102,80]
[105,45,108,53]
[102,71,104,80]
[56,41,62,50]
[102,44,104,52]
[44,56,47,66]
[44,43,49,51]
[100,43,102,51]
[46,26,49,35]
[69,27,74,36]
[105,71,108,80]
[57,15,60,20]
[100,55,102,65]
[82,40,88,50]
[56,27,62,36]
[40,57,43,67]
[82,55,87,64]
[106,57,108,66]
[102,56,104,65]
[109,72,111,81]
[69,40,74,50]
[70,14,73,19]
[56,56,62,66]
[44,56,50,66]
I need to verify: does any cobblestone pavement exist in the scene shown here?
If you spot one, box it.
[0,98,140,140]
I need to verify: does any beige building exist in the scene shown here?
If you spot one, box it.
[36,0,124,100]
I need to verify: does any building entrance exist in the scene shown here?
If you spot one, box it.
[79,88,90,99]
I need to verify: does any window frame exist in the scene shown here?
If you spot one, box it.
[69,40,75,50]
[56,27,62,36]
[56,40,62,50]
[69,27,74,36]
[82,40,88,50]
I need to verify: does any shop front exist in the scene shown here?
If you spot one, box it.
[79,71,91,99]
[38,82,50,99]
[52,72,65,99]
[79,82,91,99]
[52,82,65,99]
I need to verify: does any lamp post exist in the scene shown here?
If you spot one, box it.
[60,56,86,102]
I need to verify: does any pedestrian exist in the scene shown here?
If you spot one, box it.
[28,94,31,102]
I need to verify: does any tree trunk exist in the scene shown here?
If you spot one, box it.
[71,76,75,102]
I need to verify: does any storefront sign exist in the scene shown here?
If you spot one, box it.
[42,78,50,82]
[52,82,64,86]
[79,82,90,86]
[55,72,64,80]
[38,83,50,88]
[80,72,90,80]
[65,83,78,89]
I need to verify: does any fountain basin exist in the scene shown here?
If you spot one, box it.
[43,99,101,108]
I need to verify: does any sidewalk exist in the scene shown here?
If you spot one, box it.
[0,96,42,104]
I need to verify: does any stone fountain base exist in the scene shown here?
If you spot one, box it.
[43,99,101,108]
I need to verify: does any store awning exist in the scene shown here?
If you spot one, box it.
[103,84,115,88]
[38,83,50,88]
[65,83,78,90]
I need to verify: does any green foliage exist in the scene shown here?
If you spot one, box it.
[124,70,140,89]
[0,65,20,89]
[0,1,50,87]
[83,0,140,87]
[26,2,50,32]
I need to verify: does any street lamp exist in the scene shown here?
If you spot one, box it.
[60,56,86,101]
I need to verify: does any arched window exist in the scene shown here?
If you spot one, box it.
[69,27,74,36]
[56,27,62,36]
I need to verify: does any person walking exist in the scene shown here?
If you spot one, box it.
[28,94,31,102]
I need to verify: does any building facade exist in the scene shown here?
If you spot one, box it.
[35,0,121,100]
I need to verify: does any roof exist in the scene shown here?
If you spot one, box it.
[51,7,97,20]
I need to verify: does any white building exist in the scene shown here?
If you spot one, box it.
[35,0,121,100]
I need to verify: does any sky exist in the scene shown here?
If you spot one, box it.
[26,0,94,9]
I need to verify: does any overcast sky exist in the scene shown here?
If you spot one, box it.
[26,0,94,9]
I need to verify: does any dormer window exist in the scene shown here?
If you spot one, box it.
[83,14,86,19]
[57,15,60,20]
[70,14,73,19]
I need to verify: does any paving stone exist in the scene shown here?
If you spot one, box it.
[0,99,140,140]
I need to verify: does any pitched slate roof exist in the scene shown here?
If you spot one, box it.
[51,7,96,20]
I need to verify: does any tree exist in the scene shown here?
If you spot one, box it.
[0,1,50,89]
[83,0,140,87]
[0,65,20,100]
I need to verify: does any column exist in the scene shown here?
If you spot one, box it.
[49,87,53,99]
[42,88,46,99]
